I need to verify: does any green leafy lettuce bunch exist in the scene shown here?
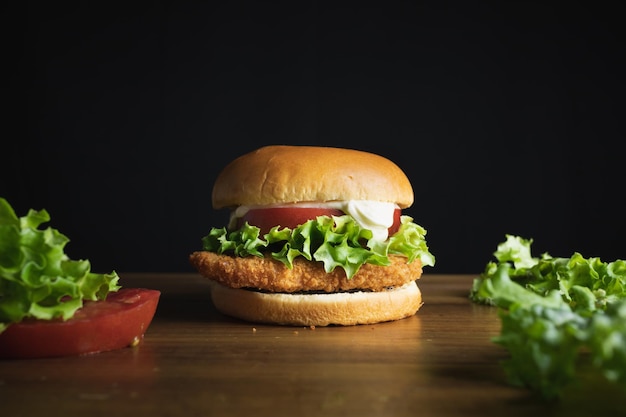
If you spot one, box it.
[470,235,626,399]
[0,198,120,333]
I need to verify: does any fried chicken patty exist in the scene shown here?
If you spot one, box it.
[189,251,423,293]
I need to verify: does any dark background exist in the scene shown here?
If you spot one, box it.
[4,1,625,275]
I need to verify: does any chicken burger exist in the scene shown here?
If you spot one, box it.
[189,145,435,326]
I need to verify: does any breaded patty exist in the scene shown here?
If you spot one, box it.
[189,251,423,293]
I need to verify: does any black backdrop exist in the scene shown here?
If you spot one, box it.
[5,2,625,275]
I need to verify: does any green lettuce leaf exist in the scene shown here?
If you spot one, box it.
[0,198,120,333]
[470,234,626,399]
[201,214,434,279]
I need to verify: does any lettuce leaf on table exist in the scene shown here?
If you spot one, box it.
[0,198,120,333]
[470,235,626,399]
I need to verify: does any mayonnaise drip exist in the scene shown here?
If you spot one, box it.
[231,201,398,241]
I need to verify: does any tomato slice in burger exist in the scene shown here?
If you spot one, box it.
[238,207,403,237]
[238,207,345,234]
[388,207,402,236]
[0,288,160,359]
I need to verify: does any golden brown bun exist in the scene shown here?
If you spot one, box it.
[212,145,414,209]
[208,281,423,326]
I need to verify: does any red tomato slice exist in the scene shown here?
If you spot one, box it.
[388,207,402,236]
[238,207,345,234]
[237,206,402,237]
[0,288,160,359]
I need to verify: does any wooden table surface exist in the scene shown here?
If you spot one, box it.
[1,273,624,416]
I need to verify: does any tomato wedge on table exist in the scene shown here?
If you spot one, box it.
[0,288,160,359]
[238,207,403,236]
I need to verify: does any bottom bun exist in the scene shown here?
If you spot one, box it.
[208,281,423,326]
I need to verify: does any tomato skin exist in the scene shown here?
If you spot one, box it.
[388,208,402,236]
[238,207,403,237]
[238,207,345,234]
[0,288,160,359]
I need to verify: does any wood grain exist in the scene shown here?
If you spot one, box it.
[1,274,624,416]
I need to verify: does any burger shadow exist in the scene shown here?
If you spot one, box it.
[149,279,219,323]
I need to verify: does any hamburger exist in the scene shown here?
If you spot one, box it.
[189,145,435,326]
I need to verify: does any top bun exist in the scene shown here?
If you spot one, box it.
[212,145,414,209]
